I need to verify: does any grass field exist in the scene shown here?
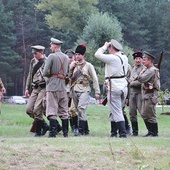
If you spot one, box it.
[0,104,170,170]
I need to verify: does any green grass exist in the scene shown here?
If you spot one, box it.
[0,104,170,170]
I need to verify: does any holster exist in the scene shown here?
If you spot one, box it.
[145,88,154,93]
[102,97,107,106]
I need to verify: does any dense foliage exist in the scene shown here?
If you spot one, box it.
[0,0,169,95]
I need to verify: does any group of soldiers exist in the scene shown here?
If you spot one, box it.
[22,37,160,138]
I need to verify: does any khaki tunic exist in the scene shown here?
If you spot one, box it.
[138,66,160,123]
[70,61,100,121]
[129,64,144,122]
[26,57,47,120]
[43,50,69,119]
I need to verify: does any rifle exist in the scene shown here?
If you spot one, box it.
[155,51,163,70]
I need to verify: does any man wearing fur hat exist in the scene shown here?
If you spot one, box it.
[69,44,100,135]
[95,39,128,138]
[128,51,144,136]
[43,38,70,138]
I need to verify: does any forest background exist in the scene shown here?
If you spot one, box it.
[0,0,170,96]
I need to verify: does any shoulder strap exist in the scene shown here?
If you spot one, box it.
[116,55,125,76]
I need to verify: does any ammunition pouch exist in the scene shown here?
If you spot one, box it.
[32,81,46,89]
[31,82,38,89]
[71,70,82,81]
[39,81,46,88]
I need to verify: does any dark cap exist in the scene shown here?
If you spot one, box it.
[65,49,75,58]
[111,39,123,51]
[31,45,45,54]
[50,38,63,45]
[75,44,86,55]
[143,51,155,60]
[132,51,143,59]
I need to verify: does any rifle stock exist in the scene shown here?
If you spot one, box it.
[157,51,163,70]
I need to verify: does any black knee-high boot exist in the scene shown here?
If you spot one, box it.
[116,121,127,138]
[78,120,86,135]
[143,121,152,137]
[131,121,138,136]
[110,121,117,137]
[48,119,57,138]
[72,115,79,136]
[62,119,69,137]
[84,120,90,135]
[41,119,49,135]
[34,120,43,137]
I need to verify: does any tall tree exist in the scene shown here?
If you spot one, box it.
[37,0,98,34]
[0,0,21,95]
[76,12,125,87]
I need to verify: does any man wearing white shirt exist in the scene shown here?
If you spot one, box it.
[95,39,128,138]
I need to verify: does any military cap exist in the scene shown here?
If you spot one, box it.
[31,45,45,54]
[65,49,75,58]
[50,38,63,45]
[143,51,155,60]
[132,51,143,59]
[111,39,123,51]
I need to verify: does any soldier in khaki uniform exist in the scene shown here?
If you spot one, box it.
[0,78,6,114]
[25,45,49,137]
[43,38,70,138]
[137,51,160,137]
[129,51,144,136]
[70,44,100,135]
[65,49,79,135]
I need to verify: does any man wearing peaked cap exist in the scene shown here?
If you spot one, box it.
[65,49,78,134]
[111,39,123,51]
[43,37,69,138]
[50,38,63,45]
[65,49,75,59]
[129,50,144,136]
[143,51,155,60]
[95,39,128,138]
[25,44,50,137]
[31,45,45,54]
[137,50,160,137]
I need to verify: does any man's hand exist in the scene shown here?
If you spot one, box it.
[70,61,78,70]
[24,90,29,98]
[94,93,100,100]
[104,42,111,49]
[1,87,6,94]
